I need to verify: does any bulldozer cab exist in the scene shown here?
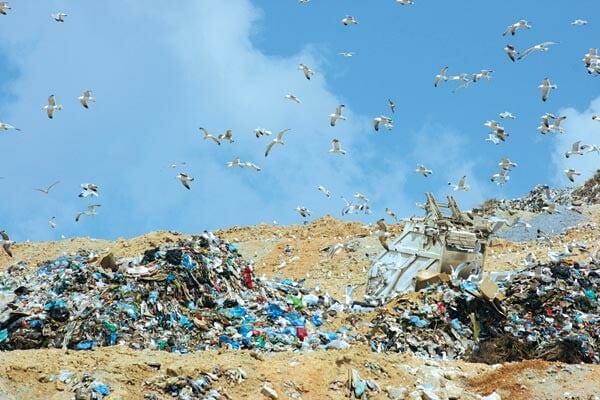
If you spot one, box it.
[364,193,493,305]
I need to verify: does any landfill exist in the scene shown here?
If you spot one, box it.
[1,183,600,398]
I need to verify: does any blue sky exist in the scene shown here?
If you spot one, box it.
[0,0,599,242]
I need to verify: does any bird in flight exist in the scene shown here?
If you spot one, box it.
[49,216,56,229]
[0,122,21,131]
[572,19,588,27]
[341,15,358,26]
[244,161,262,171]
[317,185,331,197]
[199,127,221,145]
[285,94,301,104]
[75,204,101,222]
[502,19,532,36]
[298,63,314,80]
[78,90,96,109]
[218,129,235,143]
[539,77,557,102]
[385,207,398,220]
[338,52,356,58]
[388,99,396,113]
[415,164,432,177]
[517,41,558,61]
[51,13,68,22]
[265,129,291,157]
[35,180,60,195]
[499,111,516,119]
[329,104,347,126]
[295,206,312,218]
[0,2,12,15]
[255,128,272,138]
[227,158,243,168]
[504,44,519,62]
[43,95,63,119]
[565,141,584,158]
[177,173,194,190]
[434,66,449,87]
[329,139,346,155]
[0,230,13,257]
[79,183,99,198]
[373,116,393,131]
[448,175,470,191]
[564,168,581,182]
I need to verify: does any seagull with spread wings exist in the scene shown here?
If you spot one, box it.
[78,90,95,109]
[265,129,290,157]
[502,19,532,36]
[0,2,12,15]
[0,230,13,257]
[329,139,346,155]
[298,63,314,80]
[448,175,470,191]
[43,95,63,119]
[35,180,60,195]
[177,173,194,190]
[199,127,221,145]
[51,13,68,22]
[539,77,557,102]
[329,104,347,126]
[517,42,558,61]
[0,122,21,131]
[75,204,101,222]
[317,185,331,197]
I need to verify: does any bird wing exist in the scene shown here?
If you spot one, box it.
[265,140,277,157]
[47,180,60,191]
[330,115,337,127]
[541,85,549,101]
[333,139,340,151]
[75,212,85,222]
[277,128,290,141]
[335,105,344,116]
[0,231,8,240]
[572,141,581,151]
[373,118,380,131]
[517,46,536,60]
[46,107,54,119]
[3,243,12,257]
[459,176,467,187]
[199,127,210,136]
[48,95,56,106]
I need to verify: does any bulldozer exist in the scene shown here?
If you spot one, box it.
[364,193,498,305]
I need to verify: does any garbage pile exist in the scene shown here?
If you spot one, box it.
[480,184,576,215]
[572,169,600,205]
[366,259,600,365]
[0,232,349,353]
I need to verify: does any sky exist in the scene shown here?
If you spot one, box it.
[0,0,599,242]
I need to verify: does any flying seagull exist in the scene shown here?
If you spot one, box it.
[35,180,60,195]
[51,13,68,22]
[227,158,243,168]
[434,66,449,87]
[388,99,396,114]
[565,141,583,158]
[517,41,558,61]
[338,52,355,58]
[472,69,493,82]
[298,63,314,80]
[490,168,510,185]
[244,161,262,171]
[43,95,63,119]
[385,207,398,220]
[49,216,56,229]
[255,128,272,138]
[78,90,96,109]
[504,44,519,62]
[373,115,393,131]
[265,128,291,157]
[498,158,517,170]
[564,168,581,182]
[415,164,432,177]
[199,127,221,145]
[75,204,101,222]
[539,77,557,102]
[218,129,235,143]
[329,139,346,155]
[499,111,516,119]
[448,175,470,191]
[330,104,347,126]
[317,185,331,197]
[0,230,13,257]
[295,206,312,218]
[177,173,194,190]
[396,0,414,4]
[341,15,358,26]
[502,19,532,36]
[79,183,99,198]
[572,19,588,26]
[354,192,369,203]
[0,2,12,15]
[167,161,187,168]
[0,122,20,131]
[285,94,301,104]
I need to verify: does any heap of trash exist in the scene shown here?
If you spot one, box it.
[0,232,349,353]
[366,257,600,365]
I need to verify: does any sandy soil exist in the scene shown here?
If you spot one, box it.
[1,207,600,399]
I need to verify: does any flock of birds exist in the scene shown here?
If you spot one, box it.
[0,2,599,256]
